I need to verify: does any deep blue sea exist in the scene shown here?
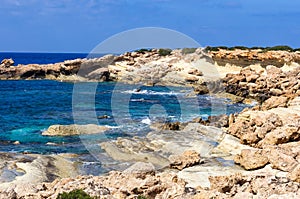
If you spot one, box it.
[0,53,250,156]
[0,52,88,65]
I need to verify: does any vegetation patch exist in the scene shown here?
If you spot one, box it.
[135,48,152,53]
[158,48,172,56]
[57,189,93,199]
[182,48,197,54]
[205,45,298,52]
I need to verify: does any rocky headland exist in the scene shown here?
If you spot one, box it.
[1,47,300,198]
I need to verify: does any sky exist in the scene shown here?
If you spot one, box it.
[0,0,300,52]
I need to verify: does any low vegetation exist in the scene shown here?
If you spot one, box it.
[182,47,197,54]
[205,45,299,52]
[135,48,152,53]
[158,48,172,56]
[57,189,93,199]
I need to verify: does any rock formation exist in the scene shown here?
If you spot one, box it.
[42,124,109,136]
[210,49,300,67]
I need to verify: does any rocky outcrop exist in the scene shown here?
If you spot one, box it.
[234,149,269,170]
[223,65,300,102]
[194,170,300,199]
[100,123,226,168]
[210,49,300,67]
[5,162,189,199]
[228,103,300,147]
[0,153,79,198]
[0,58,14,68]
[0,55,115,81]
[42,124,109,136]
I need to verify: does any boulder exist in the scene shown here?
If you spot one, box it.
[188,68,203,76]
[169,150,201,170]
[261,96,288,110]
[267,149,298,172]
[234,149,268,170]
[123,162,156,178]
[185,76,199,82]
[42,124,109,136]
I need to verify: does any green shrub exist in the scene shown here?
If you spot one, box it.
[57,189,93,199]
[205,46,228,51]
[250,46,265,50]
[264,45,293,52]
[182,48,197,54]
[135,48,152,53]
[158,48,172,56]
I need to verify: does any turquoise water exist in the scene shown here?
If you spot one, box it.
[0,80,250,155]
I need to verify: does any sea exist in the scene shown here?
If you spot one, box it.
[0,53,250,174]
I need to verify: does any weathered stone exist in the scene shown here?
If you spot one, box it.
[234,149,269,170]
[267,149,298,172]
[1,58,14,68]
[288,164,300,183]
[42,124,109,136]
[261,96,288,110]
[123,162,156,178]
[169,150,201,170]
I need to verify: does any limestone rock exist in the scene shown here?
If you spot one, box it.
[234,149,268,170]
[169,150,201,170]
[288,164,300,183]
[261,96,288,110]
[42,124,109,136]
[267,149,298,172]
[1,58,14,68]
[123,162,156,178]
[86,67,110,81]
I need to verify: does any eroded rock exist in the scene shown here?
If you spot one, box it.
[42,124,109,136]
[169,150,201,170]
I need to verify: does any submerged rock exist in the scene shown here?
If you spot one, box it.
[42,124,109,136]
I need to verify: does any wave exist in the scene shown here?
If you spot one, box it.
[141,117,151,125]
[130,98,145,102]
[122,89,182,96]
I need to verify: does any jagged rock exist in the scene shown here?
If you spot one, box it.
[228,111,283,146]
[193,83,209,95]
[210,49,300,67]
[86,67,110,81]
[234,149,268,170]
[288,164,300,183]
[42,124,109,136]
[261,96,288,110]
[185,76,199,82]
[267,149,298,172]
[161,121,181,130]
[1,58,14,68]
[123,162,156,178]
[188,68,203,76]
[169,150,201,170]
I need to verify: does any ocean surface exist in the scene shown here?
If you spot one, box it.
[0,53,251,174]
[0,52,88,65]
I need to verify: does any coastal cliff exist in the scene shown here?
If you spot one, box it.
[1,48,300,198]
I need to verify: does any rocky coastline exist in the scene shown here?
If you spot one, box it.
[1,48,300,198]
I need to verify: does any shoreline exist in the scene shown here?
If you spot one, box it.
[1,48,300,198]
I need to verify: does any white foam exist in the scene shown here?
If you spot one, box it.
[141,117,151,125]
[122,89,182,96]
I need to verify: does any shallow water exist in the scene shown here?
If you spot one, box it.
[0,80,250,156]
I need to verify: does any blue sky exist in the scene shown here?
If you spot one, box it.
[0,0,300,52]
